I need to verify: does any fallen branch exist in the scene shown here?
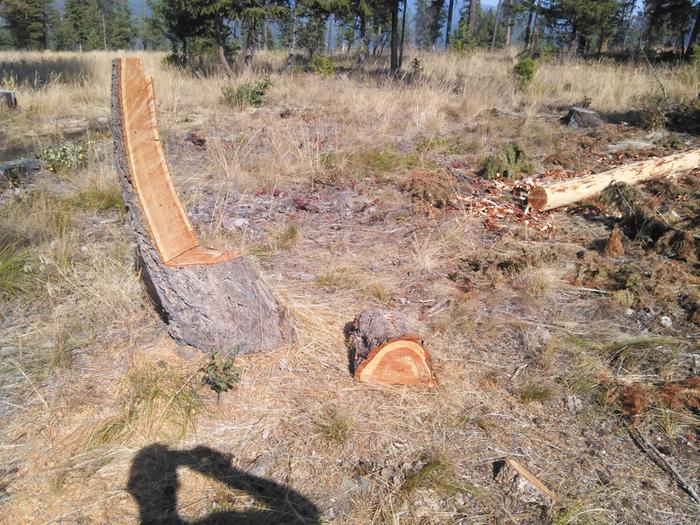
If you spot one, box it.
[528,149,700,211]
[628,426,700,504]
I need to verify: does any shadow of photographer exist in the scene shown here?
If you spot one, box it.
[127,444,320,525]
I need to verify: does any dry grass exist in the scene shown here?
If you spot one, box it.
[1,48,699,524]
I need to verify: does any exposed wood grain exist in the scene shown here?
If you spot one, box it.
[112,58,297,353]
[348,309,436,386]
[529,149,700,212]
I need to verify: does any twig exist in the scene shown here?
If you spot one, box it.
[628,426,700,504]
[8,357,49,411]
[640,48,669,107]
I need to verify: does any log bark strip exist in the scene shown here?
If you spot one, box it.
[111,58,296,354]
[529,149,700,212]
[348,309,436,386]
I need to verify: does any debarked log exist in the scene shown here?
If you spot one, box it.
[528,149,700,212]
[348,309,436,386]
[111,57,296,354]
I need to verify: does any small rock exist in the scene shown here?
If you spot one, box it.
[185,130,207,147]
[250,452,274,477]
[565,395,583,414]
[660,316,672,328]
[221,217,249,231]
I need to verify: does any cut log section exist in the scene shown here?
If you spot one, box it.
[112,58,296,354]
[529,149,700,212]
[348,309,436,386]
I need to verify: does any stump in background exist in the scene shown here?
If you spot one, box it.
[348,309,436,386]
[0,90,17,109]
[560,106,603,128]
[111,58,296,354]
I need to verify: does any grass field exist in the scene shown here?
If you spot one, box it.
[0,49,699,524]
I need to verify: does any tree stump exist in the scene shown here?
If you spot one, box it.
[111,58,296,354]
[348,309,436,386]
[560,106,604,128]
[0,90,17,109]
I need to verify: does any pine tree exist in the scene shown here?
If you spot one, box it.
[110,0,134,49]
[64,0,103,51]
[1,0,51,49]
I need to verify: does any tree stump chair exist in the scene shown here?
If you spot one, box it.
[111,58,296,353]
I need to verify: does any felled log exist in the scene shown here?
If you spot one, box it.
[0,158,44,188]
[348,309,436,386]
[560,106,604,128]
[111,58,296,353]
[0,90,17,109]
[529,149,700,212]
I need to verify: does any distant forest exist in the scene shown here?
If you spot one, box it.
[0,0,698,70]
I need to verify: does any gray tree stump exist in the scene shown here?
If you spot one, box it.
[111,58,296,354]
[560,106,604,128]
[0,90,17,109]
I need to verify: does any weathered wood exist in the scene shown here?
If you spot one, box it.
[529,149,700,212]
[0,90,17,109]
[111,58,296,354]
[348,309,436,386]
[0,158,44,188]
[560,106,603,128]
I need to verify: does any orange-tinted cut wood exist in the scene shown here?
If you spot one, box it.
[354,338,436,386]
[116,58,236,267]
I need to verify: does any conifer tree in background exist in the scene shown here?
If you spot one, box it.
[64,0,103,51]
[0,0,50,49]
[110,0,135,49]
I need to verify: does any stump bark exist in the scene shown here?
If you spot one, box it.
[348,309,436,386]
[111,58,296,354]
[0,90,17,109]
[560,106,604,128]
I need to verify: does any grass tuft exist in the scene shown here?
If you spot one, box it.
[521,381,556,404]
[0,242,32,297]
[318,411,351,444]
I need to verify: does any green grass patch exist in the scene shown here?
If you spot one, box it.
[221,77,271,107]
[479,143,532,180]
[0,241,32,297]
[68,178,125,213]
[315,266,357,291]
[520,381,556,404]
[318,411,351,444]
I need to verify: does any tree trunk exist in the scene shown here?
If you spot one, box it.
[530,0,541,49]
[347,309,436,386]
[528,149,700,212]
[468,0,480,37]
[218,46,234,77]
[445,0,455,48]
[523,0,535,48]
[399,0,408,68]
[111,58,297,354]
[391,0,399,73]
[491,0,501,50]
[505,0,512,47]
[686,4,700,57]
